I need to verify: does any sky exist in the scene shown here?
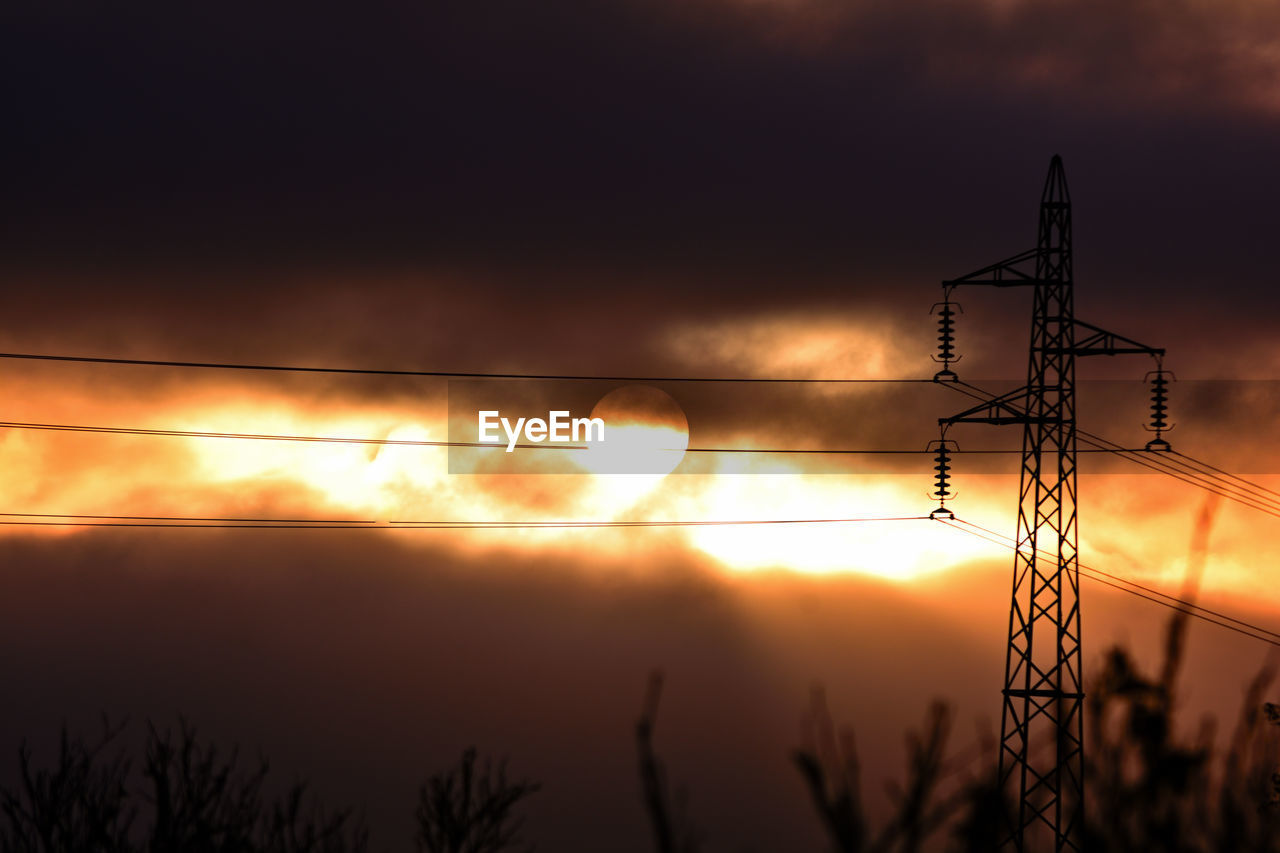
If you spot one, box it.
[4,1,1280,849]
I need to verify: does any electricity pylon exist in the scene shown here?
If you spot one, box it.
[933,156,1164,851]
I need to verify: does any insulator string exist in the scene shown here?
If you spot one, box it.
[932,286,961,381]
[1145,367,1174,451]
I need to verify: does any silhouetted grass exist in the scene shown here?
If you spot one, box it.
[635,671,700,853]
[7,549,1280,852]
[0,718,367,853]
[0,720,545,853]
[771,610,1280,853]
[628,504,1280,850]
[415,747,539,853]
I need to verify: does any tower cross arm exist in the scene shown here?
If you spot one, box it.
[1057,318,1165,357]
[942,247,1042,288]
[940,385,1039,425]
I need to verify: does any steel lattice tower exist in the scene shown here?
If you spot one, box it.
[937,156,1163,851]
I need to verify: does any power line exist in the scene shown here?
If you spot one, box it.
[941,379,1280,520]
[1076,431,1280,518]
[945,381,1272,500]
[388,516,931,527]
[0,512,382,524]
[936,378,1280,647]
[0,420,1136,456]
[0,421,584,451]
[1173,449,1280,501]
[0,514,932,529]
[939,516,1280,649]
[0,351,934,384]
[948,517,1280,641]
[1078,439,1280,515]
[1092,433,1280,511]
[1082,573,1280,648]
[941,517,1280,648]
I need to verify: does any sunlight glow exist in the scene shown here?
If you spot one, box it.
[1,375,1274,601]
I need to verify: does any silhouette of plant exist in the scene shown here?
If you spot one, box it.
[1083,609,1280,851]
[0,717,366,853]
[792,687,1002,853]
[145,717,268,852]
[635,671,700,853]
[260,781,369,853]
[0,716,134,853]
[414,747,540,853]
[1079,496,1280,850]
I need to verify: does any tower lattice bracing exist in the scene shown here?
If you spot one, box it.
[938,156,1163,851]
[1003,157,1082,850]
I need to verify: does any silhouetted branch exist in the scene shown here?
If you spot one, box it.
[635,670,699,853]
[415,747,540,853]
[793,685,869,853]
[0,716,133,853]
[262,780,369,853]
[793,687,997,853]
[0,716,366,853]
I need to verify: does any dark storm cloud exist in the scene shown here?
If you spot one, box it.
[2,0,1276,479]
[5,0,1280,300]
